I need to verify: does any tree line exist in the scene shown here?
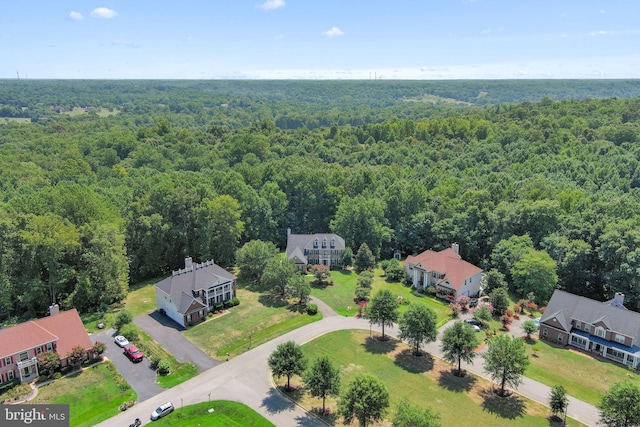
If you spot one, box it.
[2,81,640,322]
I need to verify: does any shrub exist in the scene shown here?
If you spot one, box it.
[449,302,460,317]
[53,372,62,380]
[425,286,436,296]
[157,360,171,376]
[354,287,370,302]
[119,401,135,411]
[114,310,133,331]
[119,323,140,342]
[150,358,160,370]
[306,303,318,315]
[231,297,240,306]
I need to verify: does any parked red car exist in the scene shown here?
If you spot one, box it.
[124,345,144,363]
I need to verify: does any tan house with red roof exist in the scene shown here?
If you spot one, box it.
[0,307,93,384]
[404,244,484,300]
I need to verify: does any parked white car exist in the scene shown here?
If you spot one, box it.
[114,335,129,347]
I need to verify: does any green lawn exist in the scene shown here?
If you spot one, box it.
[31,362,136,427]
[310,268,451,325]
[293,330,585,427]
[524,338,639,406]
[152,400,275,426]
[184,280,322,359]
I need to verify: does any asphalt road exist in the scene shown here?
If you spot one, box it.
[91,329,164,402]
[95,301,601,427]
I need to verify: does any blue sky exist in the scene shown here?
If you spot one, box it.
[2,0,640,79]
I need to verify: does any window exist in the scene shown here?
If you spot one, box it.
[46,343,53,351]
[331,238,335,248]
[187,314,192,322]
[322,238,327,248]
[7,371,14,380]
[543,328,548,337]
[585,325,591,333]
[36,347,42,354]
[557,335,563,343]
[314,239,318,248]
[19,352,28,362]
[4,357,11,366]
[595,327,606,338]
[575,321,582,329]
[615,334,626,344]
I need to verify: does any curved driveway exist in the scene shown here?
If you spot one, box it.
[96,299,601,427]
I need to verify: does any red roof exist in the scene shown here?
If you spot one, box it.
[404,248,482,292]
[0,309,92,359]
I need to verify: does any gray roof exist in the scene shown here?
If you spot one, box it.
[156,260,236,315]
[285,233,345,264]
[541,290,640,341]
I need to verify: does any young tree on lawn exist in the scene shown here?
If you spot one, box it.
[549,385,569,419]
[235,239,279,282]
[489,287,510,316]
[302,356,341,415]
[92,341,106,355]
[522,320,538,340]
[385,259,405,282]
[341,247,354,269]
[398,302,438,356]
[354,243,376,273]
[268,341,307,391]
[598,381,640,427]
[262,257,296,298]
[309,264,331,285]
[392,398,441,427]
[440,321,480,376]
[339,373,389,427]
[357,270,374,288]
[289,274,311,307]
[366,289,399,340]
[67,345,87,369]
[483,334,529,396]
[37,351,61,378]
[114,309,132,331]
[474,304,493,324]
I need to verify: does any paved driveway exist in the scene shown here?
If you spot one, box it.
[134,311,219,372]
[91,329,163,402]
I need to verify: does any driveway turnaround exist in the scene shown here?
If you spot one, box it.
[96,308,601,427]
[91,329,164,402]
[134,311,219,372]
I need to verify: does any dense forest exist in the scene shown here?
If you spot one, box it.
[1,79,640,323]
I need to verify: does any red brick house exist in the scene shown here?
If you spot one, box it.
[0,308,93,384]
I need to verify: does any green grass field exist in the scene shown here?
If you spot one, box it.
[151,400,275,426]
[310,268,451,325]
[184,280,322,359]
[0,117,30,124]
[524,338,639,405]
[292,329,585,427]
[31,363,136,427]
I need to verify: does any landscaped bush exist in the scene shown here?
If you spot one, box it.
[53,372,62,380]
[231,297,240,306]
[119,400,135,411]
[306,303,318,315]
[119,323,140,342]
[157,360,171,376]
[0,379,20,396]
[150,358,160,370]
[0,382,32,403]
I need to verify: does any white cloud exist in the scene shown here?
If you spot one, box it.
[68,11,83,21]
[90,7,118,19]
[589,30,614,36]
[323,26,344,38]
[259,0,285,11]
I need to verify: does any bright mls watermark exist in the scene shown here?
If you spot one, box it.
[1,404,69,426]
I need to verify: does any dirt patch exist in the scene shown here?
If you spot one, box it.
[568,348,595,359]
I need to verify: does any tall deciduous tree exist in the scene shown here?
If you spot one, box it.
[235,240,279,283]
[511,249,557,304]
[483,334,530,396]
[302,356,341,415]
[440,321,480,376]
[367,289,399,340]
[289,274,311,307]
[398,302,438,356]
[262,258,296,298]
[268,341,307,391]
[339,373,389,427]
[195,195,244,268]
[598,381,640,427]
[392,398,441,427]
[37,351,61,378]
[489,287,510,316]
[341,247,354,269]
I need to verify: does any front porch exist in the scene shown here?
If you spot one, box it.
[17,357,39,383]
[570,329,640,368]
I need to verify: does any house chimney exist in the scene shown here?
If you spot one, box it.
[287,227,291,237]
[451,242,460,255]
[613,292,625,308]
[49,303,59,316]
[185,256,193,269]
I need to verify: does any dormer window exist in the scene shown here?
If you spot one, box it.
[331,238,335,248]
[314,239,318,248]
[595,326,606,338]
[322,238,327,248]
